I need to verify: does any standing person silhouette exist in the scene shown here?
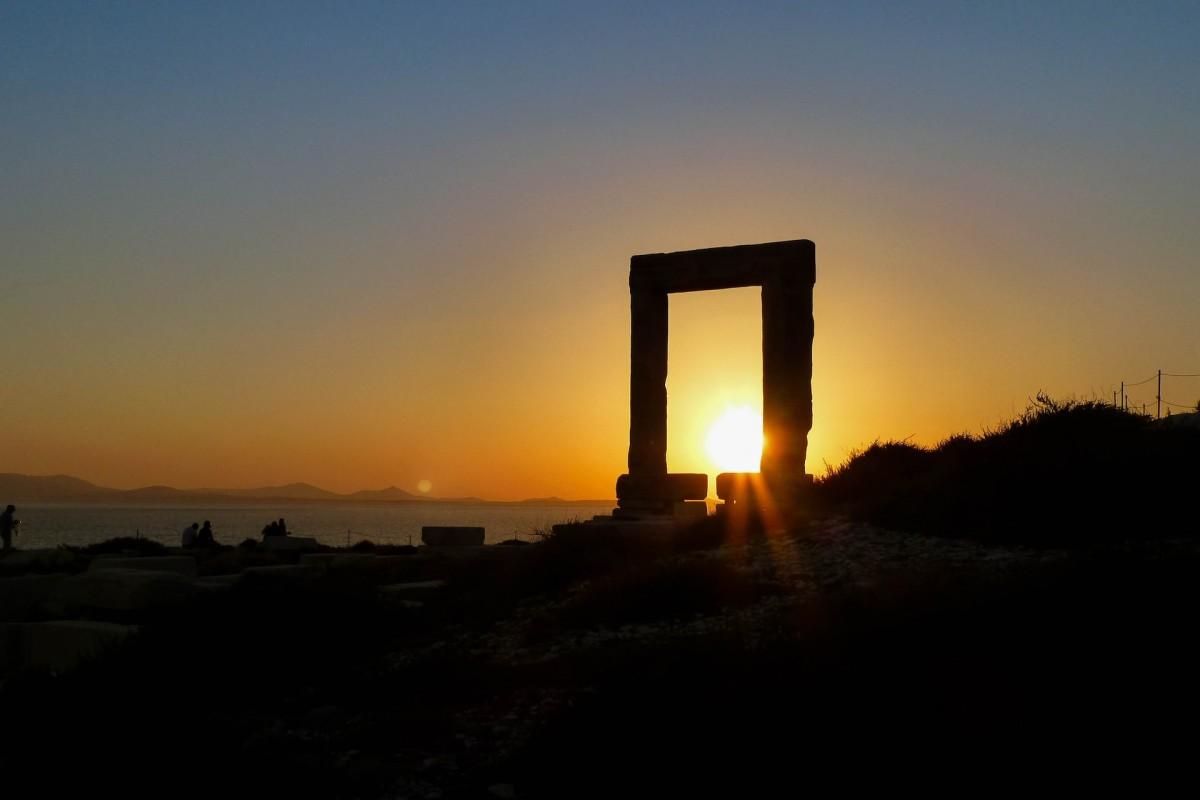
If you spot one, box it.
[1,505,19,551]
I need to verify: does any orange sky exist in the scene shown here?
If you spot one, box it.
[6,206,1197,500]
[3,5,1198,499]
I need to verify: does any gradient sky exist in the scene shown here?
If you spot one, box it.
[2,1,1198,498]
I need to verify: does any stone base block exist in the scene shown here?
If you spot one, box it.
[89,555,197,579]
[300,553,376,569]
[241,564,325,582]
[716,472,762,503]
[196,574,243,592]
[616,473,707,504]
[260,536,320,552]
[612,503,671,519]
[56,569,198,614]
[0,574,70,622]
[717,472,814,505]
[608,498,709,522]
[674,500,709,519]
[421,527,485,547]
[377,579,445,597]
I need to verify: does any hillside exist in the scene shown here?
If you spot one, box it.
[0,473,114,501]
[4,493,1199,794]
[345,486,420,501]
[817,395,1200,543]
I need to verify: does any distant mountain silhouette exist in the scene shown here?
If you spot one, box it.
[120,485,195,500]
[214,483,343,501]
[0,473,610,506]
[345,486,420,501]
[0,473,113,501]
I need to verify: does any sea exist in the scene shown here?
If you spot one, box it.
[8,502,615,550]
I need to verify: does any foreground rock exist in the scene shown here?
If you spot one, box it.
[0,573,70,621]
[241,564,325,582]
[422,526,485,547]
[89,555,198,579]
[0,549,82,575]
[57,568,198,614]
[259,536,320,553]
[0,620,137,673]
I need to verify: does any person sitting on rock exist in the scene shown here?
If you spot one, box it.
[181,521,199,549]
[196,520,215,548]
[276,518,289,537]
[1,505,19,551]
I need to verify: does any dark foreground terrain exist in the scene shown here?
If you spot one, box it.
[2,400,1199,797]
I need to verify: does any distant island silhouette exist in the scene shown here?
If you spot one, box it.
[0,473,609,506]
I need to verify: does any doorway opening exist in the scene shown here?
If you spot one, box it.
[666,286,763,497]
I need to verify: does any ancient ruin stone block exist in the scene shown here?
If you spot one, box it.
[259,536,320,552]
[421,526,485,547]
[616,473,708,503]
[717,471,814,506]
[89,555,198,579]
[57,569,198,613]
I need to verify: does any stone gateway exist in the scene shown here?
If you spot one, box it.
[617,239,815,516]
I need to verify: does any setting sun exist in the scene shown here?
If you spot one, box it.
[704,406,764,473]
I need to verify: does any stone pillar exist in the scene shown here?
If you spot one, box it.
[628,287,668,476]
[760,251,814,487]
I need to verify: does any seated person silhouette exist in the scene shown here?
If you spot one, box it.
[196,520,215,547]
[1,505,19,551]
[261,518,290,538]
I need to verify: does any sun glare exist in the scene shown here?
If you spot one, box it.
[705,405,764,473]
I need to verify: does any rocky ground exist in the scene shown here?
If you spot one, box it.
[2,517,1198,797]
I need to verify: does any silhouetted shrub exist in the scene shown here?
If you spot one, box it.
[76,537,168,557]
[818,395,1200,543]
